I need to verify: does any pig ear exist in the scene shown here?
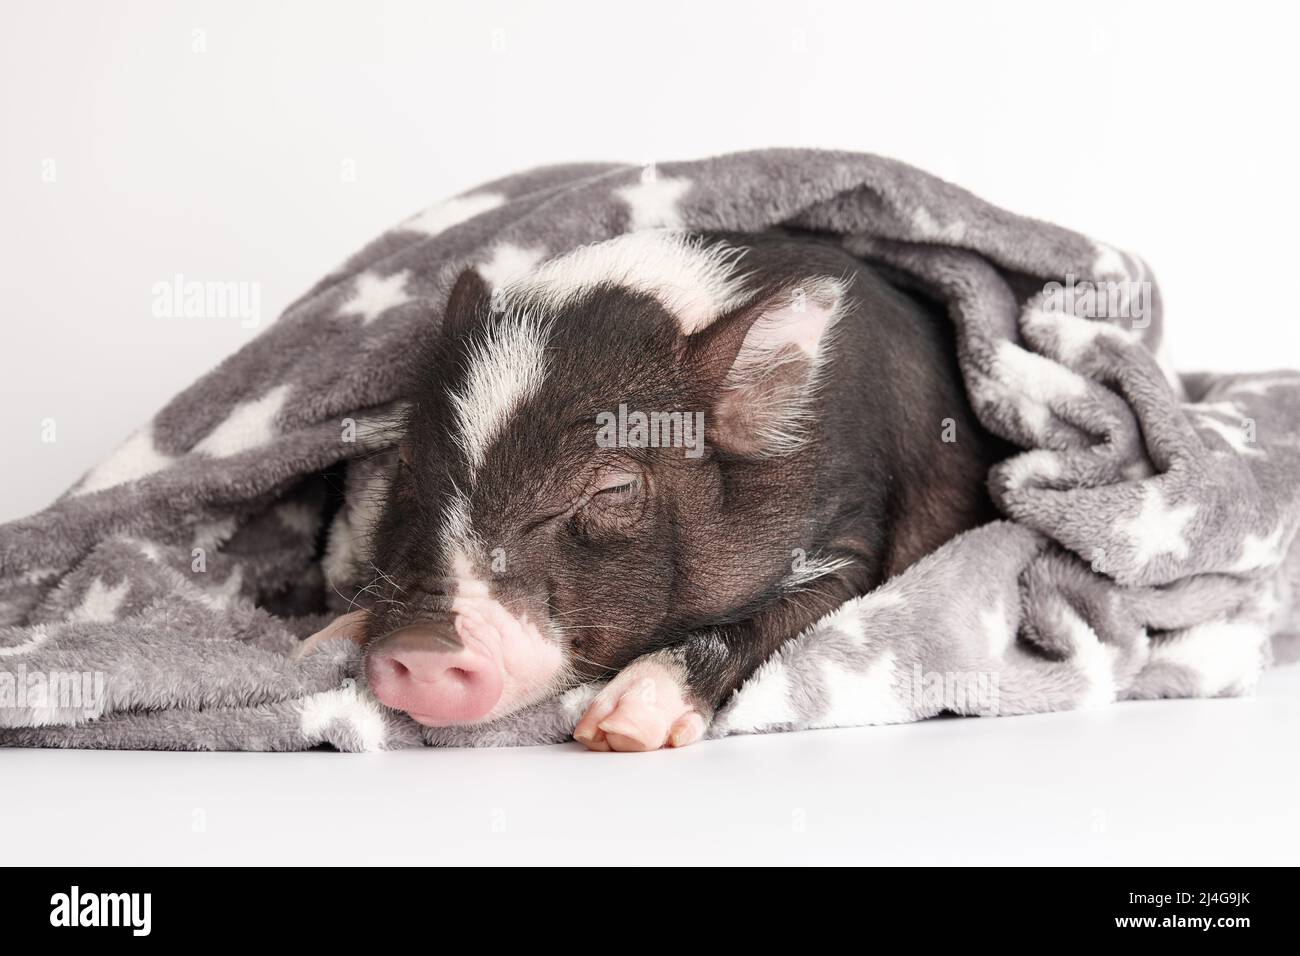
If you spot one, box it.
[687,277,846,457]
[441,268,493,338]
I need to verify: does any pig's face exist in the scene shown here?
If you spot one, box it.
[362,232,843,726]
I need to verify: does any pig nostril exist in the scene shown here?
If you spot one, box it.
[366,628,504,725]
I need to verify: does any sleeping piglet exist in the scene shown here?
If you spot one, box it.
[301,230,1004,751]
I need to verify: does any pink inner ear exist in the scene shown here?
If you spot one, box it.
[709,281,844,458]
[737,286,841,365]
[745,301,835,359]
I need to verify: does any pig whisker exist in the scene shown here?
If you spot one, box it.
[560,653,620,675]
[547,603,613,621]
[554,622,638,633]
[544,633,621,674]
[335,571,398,613]
[546,604,640,635]
[547,605,590,618]
[367,561,405,593]
[332,580,373,612]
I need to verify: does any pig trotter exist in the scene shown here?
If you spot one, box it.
[574,651,709,752]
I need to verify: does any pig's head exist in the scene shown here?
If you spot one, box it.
[362,231,845,726]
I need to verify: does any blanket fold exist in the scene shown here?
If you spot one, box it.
[3,149,1297,750]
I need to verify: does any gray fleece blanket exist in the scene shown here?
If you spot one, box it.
[3,149,1298,751]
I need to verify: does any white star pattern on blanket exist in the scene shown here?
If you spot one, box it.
[69,578,130,624]
[0,625,52,659]
[717,658,799,734]
[1231,524,1290,573]
[1149,620,1267,696]
[1117,486,1197,567]
[1199,417,1264,457]
[299,682,388,751]
[1034,309,1141,363]
[818,652,912,727]
[1227,374,1300,397]
[981,599,1012,657]
[194,384,291,457]
[400,193,504,237]
[73,426,174,497]
[615,174,690,230]
[477,242,547,290]
[911,206,967,242]
[192,567,244,611]
[1060,608,1119,708]
[1092,242,1130,279]
[338,270,413,324]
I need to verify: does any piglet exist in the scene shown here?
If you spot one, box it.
[303,230,1004,751]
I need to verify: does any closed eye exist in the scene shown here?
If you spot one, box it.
[594,479,639,497]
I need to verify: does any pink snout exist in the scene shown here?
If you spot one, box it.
[366,627,503,725]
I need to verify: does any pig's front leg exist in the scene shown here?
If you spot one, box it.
[574,568,869,752]
[573,648,710,752]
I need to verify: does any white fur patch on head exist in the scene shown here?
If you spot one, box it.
[500,231,751,333]
[438,490,476,566]
[447,310,551,475]
[449,549,490,598]
[436,310,550,581]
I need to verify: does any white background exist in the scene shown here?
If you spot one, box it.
[2,0,1298,865]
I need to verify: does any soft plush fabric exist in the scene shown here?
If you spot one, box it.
[2,149,1297,751]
